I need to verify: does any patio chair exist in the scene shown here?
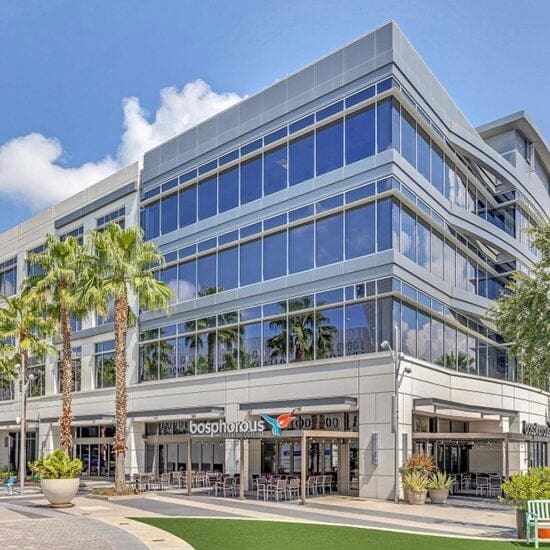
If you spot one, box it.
[137,474,150,492]
[214,476,235,497]
[267,479,287,502]
[171,471,185,489]
[488,477,502,498]
[476,476,489,497]
[319,475,332,494]
[287,478,300,500]
[306,476,317,496]
[256,477,268,501]
[160,472,172,490]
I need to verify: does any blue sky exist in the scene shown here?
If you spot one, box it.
[0,0,548,232]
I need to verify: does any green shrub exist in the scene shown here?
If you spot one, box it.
[30,448,83,479]
[500,467,550,510]
[427,472,453,490]
[402,471,429,491]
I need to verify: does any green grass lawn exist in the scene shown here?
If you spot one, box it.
[133,518,529,549]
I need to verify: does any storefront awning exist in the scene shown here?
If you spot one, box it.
[128,406,225,423]
[240,396,357,416]
[414,398,518,419]
[43,414,115,427]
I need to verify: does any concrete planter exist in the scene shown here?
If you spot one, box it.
[429,488,449,504]
[41,478,80,508]
[407,489,428,505]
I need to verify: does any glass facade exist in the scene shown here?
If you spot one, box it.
[0,258,17,296]
[94,341,115,389]
[56,347,82,393]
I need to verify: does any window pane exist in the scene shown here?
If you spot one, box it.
[376,198,393,251]
[376,98,393,153]
[377,297,394,350]
[241,322,262,369]
[140,342,158,381]
[402,109,416,166]
[345,203,375,258]
[468,335,478,376]
[401,303,417,357]
[241,156,262,204]
[159,265,178,304]
[432,230,444,280]
[289,132,314,186]
[179,184,197,228]
[316,213,343,266]
[178,260,196,302]
[263,317,287,365]
[417,128,430,181]
[457,331,470,373]
[264,145,288,195]
[444,159,455,202]
[455,171,466,208]
[417,311,431,362]
[316,120,343,176]
[159,338,177,379]
[431,144,444,194]
[240,239,262,286]
[456,251,467,290]
[177,336,196,376]
[161,194,178,235]
[141,202,160,240]
[444,240,455,285]
[289,222,314,273]
[217,326,239,372]
[263,231,287,280]
[431,317,444,365]
[345,105,375,164]
[217,247,238,291]
[289,313,314,362]
[316,306,343,359]
[218,167,239,213]
[417,219,431,271]
[198,176,217,220]
[401,207,416,262]
[345,301,376,355]
[196,331,216,373]
[197,254,216,295]
[442,324,457,369]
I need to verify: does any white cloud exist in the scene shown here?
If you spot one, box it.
[0,79,243,209]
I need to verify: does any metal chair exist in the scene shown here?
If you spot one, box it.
[306,476,316,496]
[214,476,235,497]
[256,476,268,500]
[160,472,172,490]
[267,479,288,502]
[287,478,300,500]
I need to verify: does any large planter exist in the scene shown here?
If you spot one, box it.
[516,509,527,540]
[41,478,80,508]
[429,488,449,504]
[407,489,428,505]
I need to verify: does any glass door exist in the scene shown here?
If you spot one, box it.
[349,441,359,493]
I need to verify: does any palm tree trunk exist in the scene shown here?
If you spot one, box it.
[113,290,129,493]
[59,307,73,454]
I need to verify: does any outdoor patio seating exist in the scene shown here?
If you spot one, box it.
[267,479,288,501]
[214,475,235,497]
[287,478,300,500]
[256,476,268,500]
[160,472,172,490]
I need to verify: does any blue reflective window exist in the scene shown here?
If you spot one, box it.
[316,213,343,266]
[219,230,238,245]
[218,167,239,213]
[162,178,178,192]
[263,231,287,280]
[264,145,288,195]
[179,170,196,184]
[240,239,262,286]
[289,114,314,134]
[431,144,444,194]
[432,230,444,281]
[417,128,431,181]
[178,260,196,302]
[179,184,196,228]
[160,194,178,235]
[264,127,287,145]
[377,77,393,93]
[197,254,216,295]
[402,109,416,167]
[345,105,375,164]
[444,324,457,369]
[241,139,262,155]
[198,177,217,220]
[345,183,375,203]
[376,198,393,251]
[316,195,343,213]
[219,150,239,166]
[316,120,343,176]
[345,203,375,258]
[240,222,261,238]
[375,98,401,153]
[264,301,286,316]
[401,206,416,262]
[316,101,343,121]
[345,301,376,355]
[345,86,375,108]
[289,204,314,222]
[198,238,216,252]
[444,158,455,202]
[264,213,286,231]
[179,245,196,259]
[240,156,262,204]
[289,222,314,273]
[159,265,178,304]
[217,247,238,291]
[141,202,160,240]
[198,159,217,175]
[289,132,314,186]
[316,304,343,357]
[316,288,343,306]
[417,220,431,271]
[144,187,160,200]
[241,322,262,369]
[401,303,417,357]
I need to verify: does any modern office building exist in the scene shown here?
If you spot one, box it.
[0,21,548,499]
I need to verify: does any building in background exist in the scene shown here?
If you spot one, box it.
[0,21,548,499]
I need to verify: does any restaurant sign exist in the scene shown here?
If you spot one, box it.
[522,421,550,438]
[189,419,266,438]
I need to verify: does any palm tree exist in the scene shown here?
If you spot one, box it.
[25,235,87,454]
[0,294,56,479]
[435,352,475,371]
[85,224,173,493]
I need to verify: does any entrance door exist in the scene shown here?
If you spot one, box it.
[8,431,37,473]
[349,441,359,493]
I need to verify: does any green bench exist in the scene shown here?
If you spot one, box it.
[527,500,550,548]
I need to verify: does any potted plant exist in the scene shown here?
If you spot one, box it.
[31,448,83,507]
[402,471,429,505]
[400,453,437,500]
[500,467,550,539]
[428,472,453,504]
